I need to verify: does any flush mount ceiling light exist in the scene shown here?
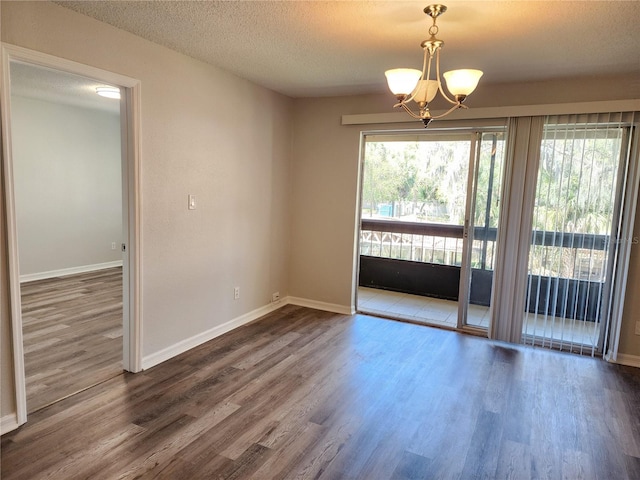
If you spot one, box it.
[385,4,483,127]
[95,86,121,99]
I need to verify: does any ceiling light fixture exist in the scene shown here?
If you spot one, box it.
[95,86,121,99]
[385,4,483,127]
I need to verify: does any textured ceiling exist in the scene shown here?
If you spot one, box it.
[51,0,640,98]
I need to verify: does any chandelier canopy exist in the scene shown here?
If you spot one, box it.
[385,4,483,127]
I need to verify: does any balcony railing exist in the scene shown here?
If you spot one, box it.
[361,219,608,279]
[359,219,610,321]
[360,218,498,270]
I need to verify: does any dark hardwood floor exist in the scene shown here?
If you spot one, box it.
[3,304,640,479]
[20,267,123,412]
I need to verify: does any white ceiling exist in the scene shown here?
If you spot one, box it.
[10,61,121,113]
[50,0,640,98]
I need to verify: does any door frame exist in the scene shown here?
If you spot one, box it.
[456,131,480,330]
[1,43,143,428]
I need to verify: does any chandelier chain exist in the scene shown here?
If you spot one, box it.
[428,20,439,36]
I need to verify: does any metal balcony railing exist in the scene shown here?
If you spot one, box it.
[359,219,611,321]
[360,219,609,280]
[360,219,499,272]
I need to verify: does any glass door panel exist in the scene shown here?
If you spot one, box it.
[461,132,506,328]
[358,130,506,330]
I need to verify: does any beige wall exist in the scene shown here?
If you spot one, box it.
[289,77,640,356]
[619,201,640,356]
[1,1,293,422]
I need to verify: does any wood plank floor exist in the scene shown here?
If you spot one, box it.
[3,305,640,479]
[20,268,123,413]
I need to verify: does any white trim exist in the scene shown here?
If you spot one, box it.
[19,261,123,283]
[351,132,367,317]
[609,353,640,369]
[121,78,143,374]
[287,296,355,315]
[341,100,640,126]
[0,413,20,435]
[5,45,142,93]
[604,116,640,362]
[141,301,287,370]
[1,43,143,426]
[1,44,28,428]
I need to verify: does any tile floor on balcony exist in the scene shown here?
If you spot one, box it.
[357,287,601,349]
[356,286,490,329]
[522,312,600,350]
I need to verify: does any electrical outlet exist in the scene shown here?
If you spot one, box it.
[635,320,640,336]
[111,242,117,250]
[272,292,280,302]
[234,287,240,300]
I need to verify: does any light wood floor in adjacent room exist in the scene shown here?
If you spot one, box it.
[20,267,123,413]
[3,305,640,479]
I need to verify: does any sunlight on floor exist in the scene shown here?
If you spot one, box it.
[357,287,489,329]
[357,287,599,348]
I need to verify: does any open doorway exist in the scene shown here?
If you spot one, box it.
[9,61,124,412]
[2,45,141,428]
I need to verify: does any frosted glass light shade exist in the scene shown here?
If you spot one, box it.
[412,79,439,104]
[96,87,121,99]
[443,69,483,96]
[385,68,422,96]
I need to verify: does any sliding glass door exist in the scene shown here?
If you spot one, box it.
[356,112,638,358]
[357,129,506,330]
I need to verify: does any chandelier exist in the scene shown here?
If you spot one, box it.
[385,4,483,127]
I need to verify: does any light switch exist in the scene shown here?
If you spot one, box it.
[188,194,196,210]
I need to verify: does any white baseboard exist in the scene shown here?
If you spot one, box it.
[612,353,640,368]
[141,296,355,370]
[287,296,355,315]
[1,413,20,435]
[20,260,123,283]
[142,300,286,370]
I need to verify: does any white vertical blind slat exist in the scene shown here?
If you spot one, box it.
[522,112,633,355]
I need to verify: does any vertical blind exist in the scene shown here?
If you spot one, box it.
[521,112,633,355]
